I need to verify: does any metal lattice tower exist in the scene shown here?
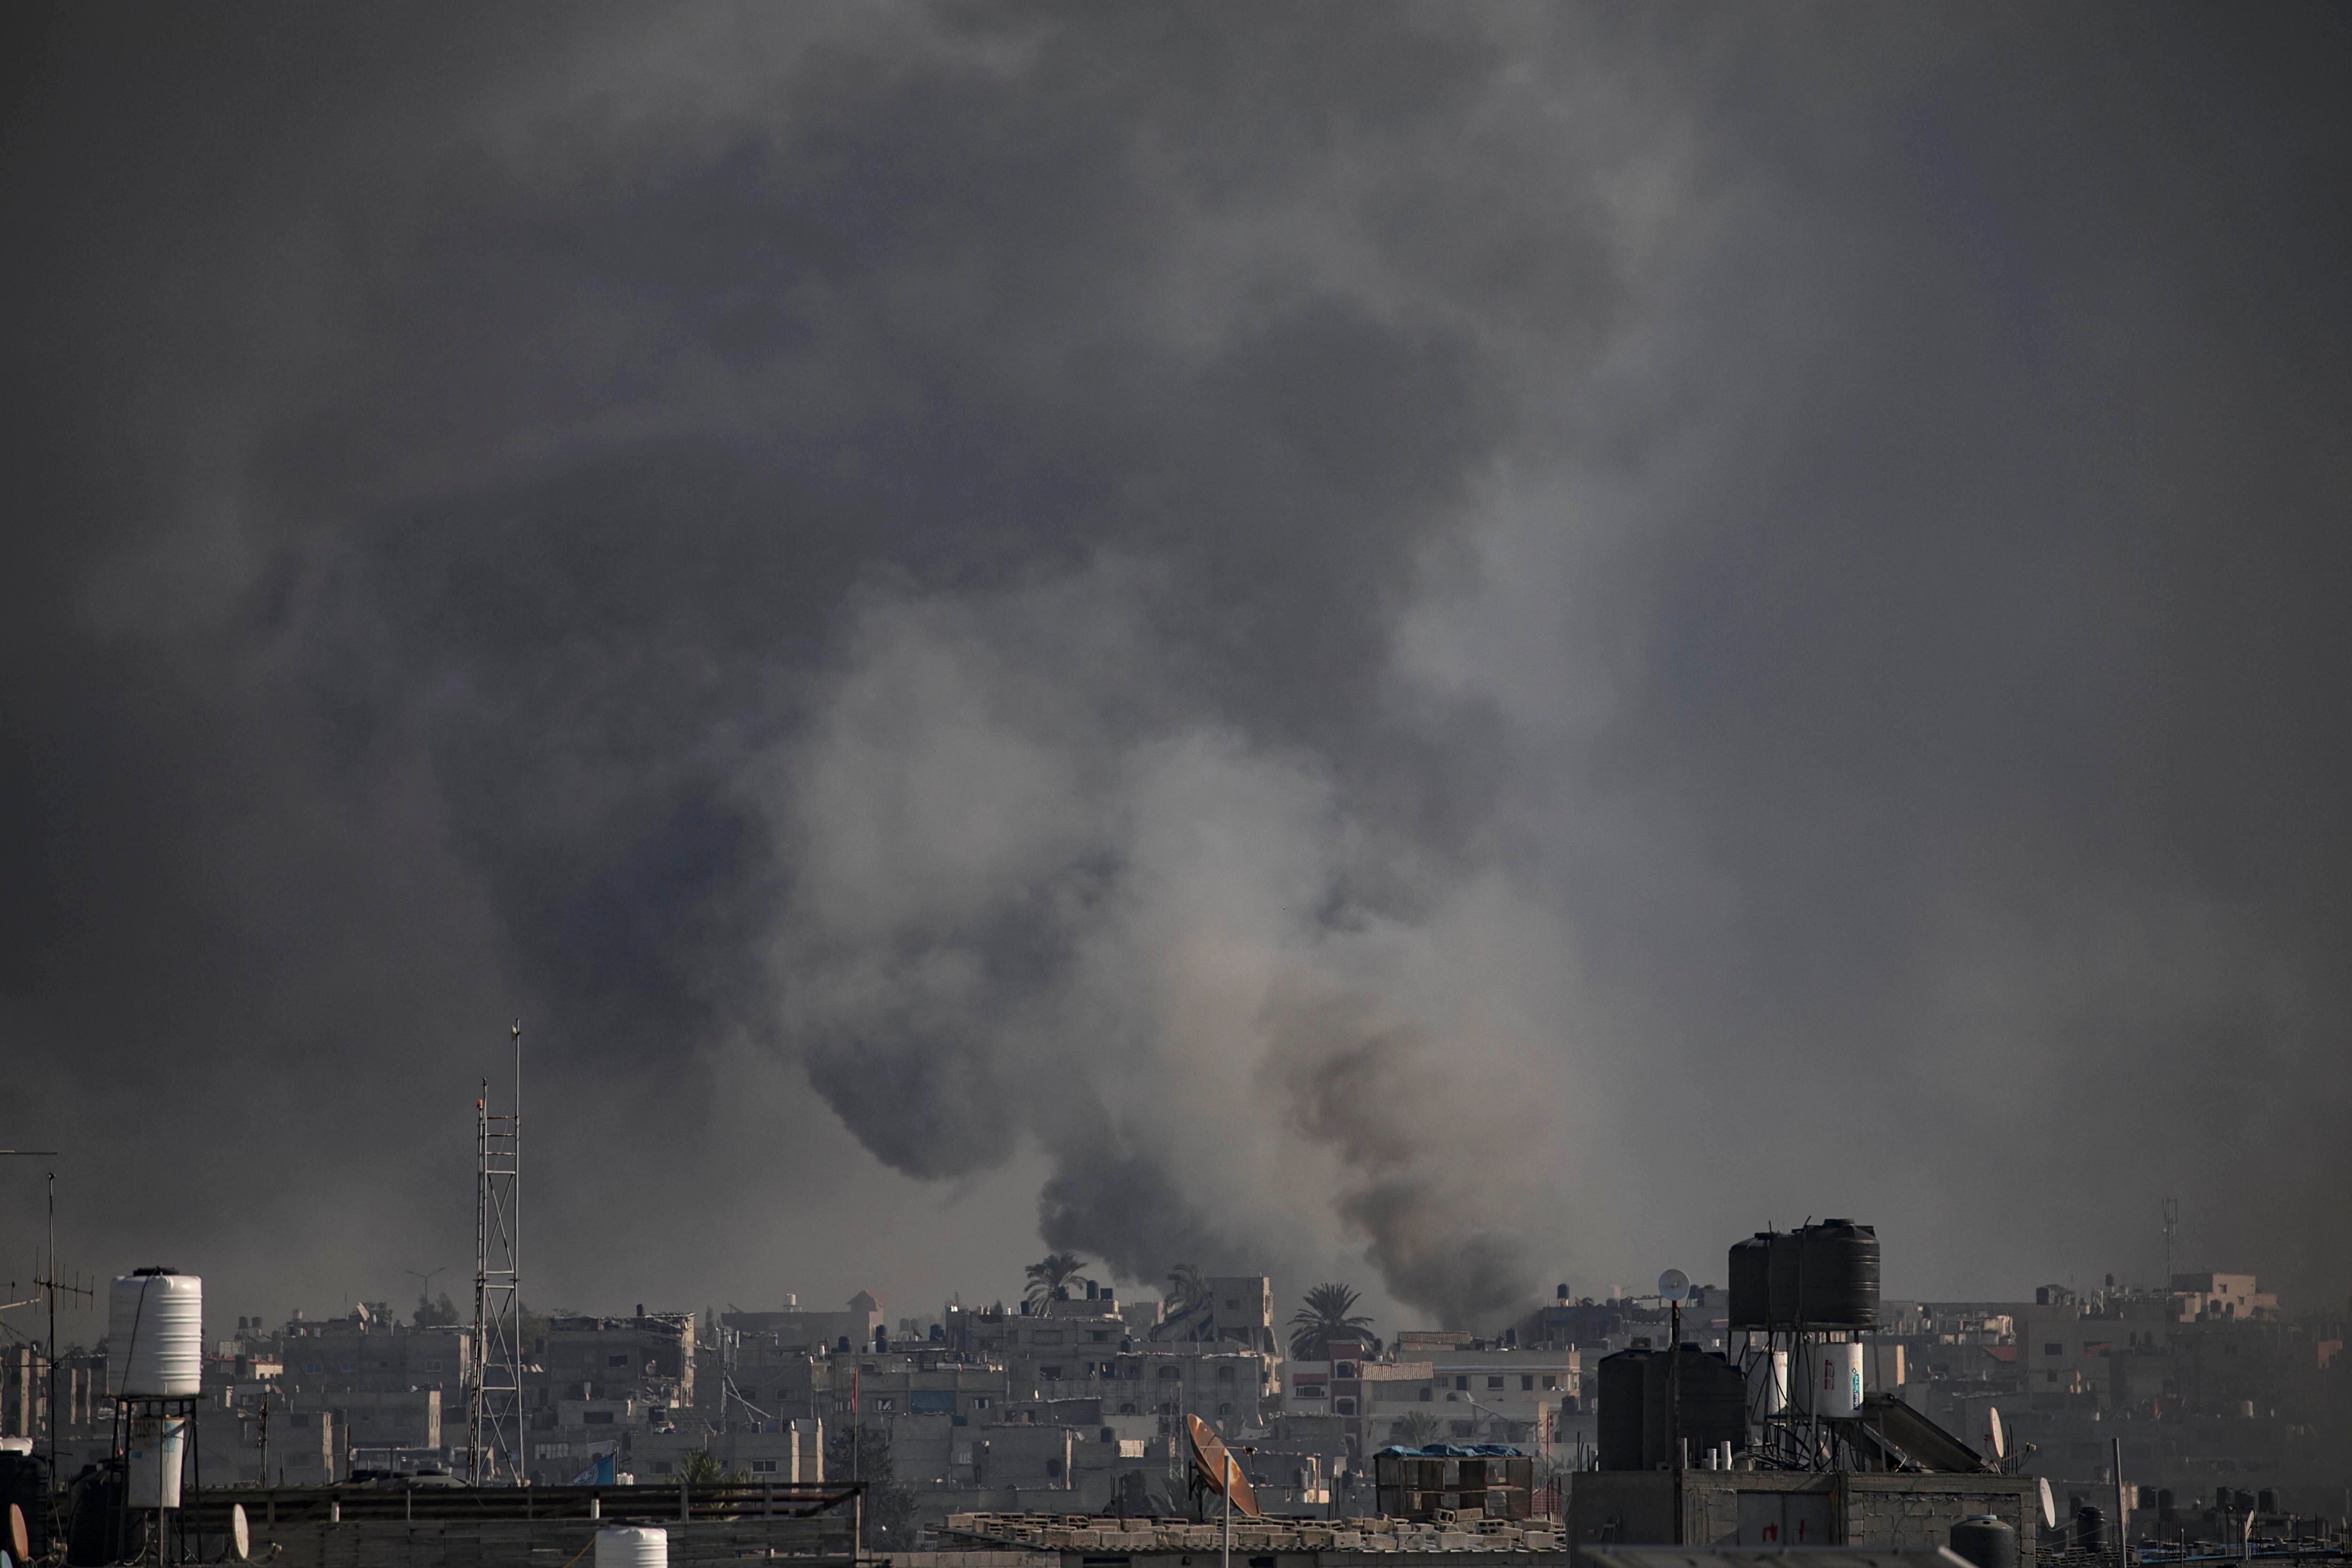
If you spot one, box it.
[469,1021,524,1485]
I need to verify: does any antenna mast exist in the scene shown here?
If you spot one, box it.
[468,1021,524,1485]
[2160,1197,2180,1289]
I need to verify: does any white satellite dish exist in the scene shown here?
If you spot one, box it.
[1986,1407,2006,1461]
[2038,1476,2058,1530]
[231,1503,250,1561]
[1657,1268,1691,1300]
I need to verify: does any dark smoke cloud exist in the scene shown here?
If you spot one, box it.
[2,4,2349,1335]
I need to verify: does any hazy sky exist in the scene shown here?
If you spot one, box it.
[3,5,2348,1342]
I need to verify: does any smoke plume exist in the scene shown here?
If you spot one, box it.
[1,6,2348,1330]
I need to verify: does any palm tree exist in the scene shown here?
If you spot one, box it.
[1025,1252,1090,1305]
[1165,1263,1208,1314]
[1287,1282,1374,1361]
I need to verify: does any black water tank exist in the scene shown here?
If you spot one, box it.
[2074,1507,2105,1556]
[1597,1348,1648,1471]
[1950,1516,2018,1568]
[1728,1234,1774,1329]
[1797,1219,1880,1328]
[1767,1231,1803,1326]
[2257,1490,2276,1515]
[1638,1345,1746,1470]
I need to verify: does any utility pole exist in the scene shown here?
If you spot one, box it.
[1222,1451,1233,1568]
[468,1022,524,1485]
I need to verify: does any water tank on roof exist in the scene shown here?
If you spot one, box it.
[595,1527,667,1568]
[1745,1347,1788,1419]
[1640,1346,1745,1470]
[1796,1220,1880,1328]
[1595,1349,1648,1471]
[1950,1516,2018,1568]
[124,1416,186,1509]
[1766,1232,1803,1327]
[1796,1339,1864,1418]
[1728,1234,1773,1329]
[108,1272,202,1399]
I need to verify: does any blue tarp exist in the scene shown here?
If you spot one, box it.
[568,1452,619,1486]
[1375,1444,1524,1457]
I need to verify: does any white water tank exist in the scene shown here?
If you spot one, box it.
[125,1415,186,1509]
[595,1527,667,1568]
[109,1272,203,1398]
[1800,1340,1865,1418]
[1746,1347,1788,1418]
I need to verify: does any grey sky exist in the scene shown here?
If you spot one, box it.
[2,4,2346,1337]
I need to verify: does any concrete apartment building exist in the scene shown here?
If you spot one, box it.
[722,1292,885,1355]
[278,1307,470,1401]
[539,1312,697,1411]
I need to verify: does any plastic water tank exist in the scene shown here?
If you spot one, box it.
[595,1527,667,1568]
[124,1416,185,1510]
[1766,1232,1803,1327]
[1745,1347,1788,1419]
[1639,1346,1745,1470]
[1595,1350,1648,1471]
[1798,1340,1864,1417]
[1950,1516,2018,1568]
[108,1272,202,1398]
[1727,1234,1773,1329]
[1796,1219,1880,1328]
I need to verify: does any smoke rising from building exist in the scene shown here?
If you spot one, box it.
[1,6,2348,1324]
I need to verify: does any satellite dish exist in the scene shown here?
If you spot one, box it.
[231,1503,251,1561]
[2038,1477,2058,1530]
[1657,1269,1691,1300]
[5,1503,23,1562]
[1986,1407,2005,1461]
[1185,1414,1262,1519]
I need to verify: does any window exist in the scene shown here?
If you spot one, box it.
[1334,1397,1355,1415]
[909,1390,955,1414]
[1031,1329,1065,1345]
[970,1397,991,1409]
[1158,1366,1182,1380]
[1521,1375,1535,1391]
[1216,1403,1232,1417]
[872,1396,897,1411]
[1046,1458,1064,1478]
[1296,1384,1327,1401]
[2044,1343,2064,1357]
[423,1360,445,1372]
[1335,1361,1359,1379]
[341,1362,358,1373]
[305,1362,322,1374]
[1041,1367,1063,1381]
[1418,1387,1433,1402]
[1454,1376,1469,1391]
[1091,1331,1112,1342]
[1541,1376,1557,1391]
[1216,1365,1236,1382]
[585,1411,615,1424]
[749,1460,779,1475]
[1487,1376,1504,1391]
[2047,1371,2058,1384]
[610,1354,633,1366]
